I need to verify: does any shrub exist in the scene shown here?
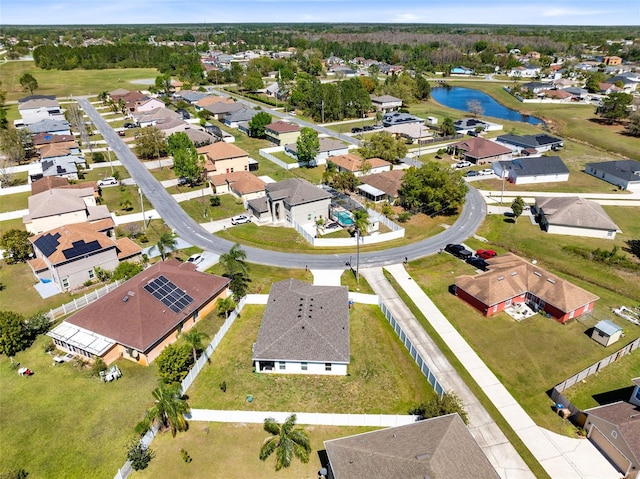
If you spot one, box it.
[397,211,411,223]
[91,357,107,377]
[219,380,227,393]
[209,196,221,207]
[126,441,154,471]
[180,448,192,463]
[409,392,469,424]
[156,343,194,383]
[92,152,105,163]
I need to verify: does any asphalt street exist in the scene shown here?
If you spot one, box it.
[78,97,486,269]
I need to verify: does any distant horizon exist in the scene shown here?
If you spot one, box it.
[2,0,638,27]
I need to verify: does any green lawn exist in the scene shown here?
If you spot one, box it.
[188,303,436,414]
[101,184,153,216]
[131,423,377,479]
[0,190,30,213]
[179,194,246,223]
[206,262,314,294]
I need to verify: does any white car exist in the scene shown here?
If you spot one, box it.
[97,177,119,187]
[231,214,251,225]
[479,168,495,176]
[452,161,472,169]
[187,254,204,265]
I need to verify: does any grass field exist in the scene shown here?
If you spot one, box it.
[188,304,436,414]
[179,194,245,223]
[0,190,29,213]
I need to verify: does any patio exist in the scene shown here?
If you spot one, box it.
[504,302,537,322]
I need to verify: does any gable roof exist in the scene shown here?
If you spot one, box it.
[26,119,70,134]
[197,142,248,161]
[586,401,640,462]
[587,160,640,182]
[209,171,266,195]
[370,94,402,104]
[19,97,60,110]
[265,178,331,206]
[325,414,499,479]
[265,121,301,134]
[498,156,569,176]
[329,154,390,172]
[195,96,230,108]
[63,259,229,353]
[253,279,350,363]
[594,320,623,336]
[360,169,405,198]
[203,101,243,115]
[455,253,599,313]
[225,107,258,123]
[451,137,512,160]
[535,196,619,231]
[496,133,563,149]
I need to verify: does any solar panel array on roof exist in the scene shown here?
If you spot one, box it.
[34,232,62,257]
[62,239,102,259]
[143,275,194,314]
[534,134,560,145]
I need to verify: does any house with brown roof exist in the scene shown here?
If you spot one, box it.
[194,95,230,110]
[30,176,98,197]
[24,187,112,234]
[253,279,350,375]
[323,414,500,479]
[454,253,599,323]
[584,378,640,478]
[198,142,250,177]
[329,154,391,177]
[47,259,230,366]
[131,107,182,128]
[109,90,150,113]
[264,121,301,146]
[209,171,266,206]
[358,169,405,202]
[247,178,332,226]
[449,137,512,165]
[533,196,620,240]
[135,97,165,113]
[370,94,402,112]
[28,222,141,291]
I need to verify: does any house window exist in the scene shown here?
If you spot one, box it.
[607,231,613,237]
[492,304,498,313]
[62,278,69,289]
[88,269,95,279]
[325,363,332,372]
[301,362,307,371]
[635,388,640,401]
[279,362,286,370]
[505,299,512,307]
[307,213,312,221]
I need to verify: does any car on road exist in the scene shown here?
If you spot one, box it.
[97,177,119,187]
[231,214,251,225]
[351,127,363,133]
[444,243,473,260]
[187,254,204,265]
[466,170,480,177]
[476,249,497,259]
[479,168,494,176]
[467,256,490,271]
[452,161,472,169]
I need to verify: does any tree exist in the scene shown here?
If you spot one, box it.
[216,296,236,318]
[181,329,208,364]
[625,111,640,137]
[169,133,203,183]
[597,92,633,124]
[259,414,311,472]
[585,71,607,93]
[511,196,525,222]
[243,69,265,92]
[0,311,28,358]
[166,131,193,155]
[248,111,272,139]
[409,392,469,425]
[295,127,320,165]
[322,160,337,185]
[135,127,167,160]
[111,261,144,281]
[0,81,8,130]
[441,117,456,136]
[126,441,155,471]
[19,73,38,95]
[467,99,484,117]
[156,343,194,384]
[142,382,190,437]
[154,233,178,261]
[0,229,33,264]
[351,208,369,237]
[219,243,248,280]
[155,74,172,95]
[358,132,407,164]
[399,161,468,215]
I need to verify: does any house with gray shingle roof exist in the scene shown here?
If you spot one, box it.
[494,156,569,185]
[533,196,620,240]
[253,279,350,375]
[26,119,71,136]
[585,159,640,191]
[496,133,563,154]
[223,107,258,128]
[284,137,349,166]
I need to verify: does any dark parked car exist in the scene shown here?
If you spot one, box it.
[467,256,490,271]
[351,127,363,133]
[444,244,473,260]
[124,122,136,129]
[363,125,374,131]
[466,170,480,177]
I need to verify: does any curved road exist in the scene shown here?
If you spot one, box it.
[79,98,486,269]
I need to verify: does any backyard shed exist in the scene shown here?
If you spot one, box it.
[591,320,623,347]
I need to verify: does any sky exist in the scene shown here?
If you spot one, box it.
[1,0,637,26]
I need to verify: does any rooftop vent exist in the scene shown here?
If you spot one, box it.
[497,276,504,281]
[122,296,129,302]
[511,272,517,276]
[547,278,556,284]
[533,271,542,277]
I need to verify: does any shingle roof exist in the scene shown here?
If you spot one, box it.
[197,142,248,161]
[535,196,619,231]
[265,121,301,134]
[27,119,70,134]
[455,253,599,313]
[587,160,640,182]
[329,154,390,172]
[586,401,640,463]
[265,178,331,206]
[19,98,60,110]
[451,137,512,160]
[27,188,94,219]
[496,133,563,149]
[32,133,76,146]
[370,94,402,103]
[285,137,347,154]
[325,414,499,479]
[360,170,405,198]
[253,279,350,363]
[203,101,243,115]
[209,171,265,195]
[498,156,569,176]
[64,259,229,353]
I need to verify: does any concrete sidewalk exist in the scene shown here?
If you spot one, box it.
[360,267,534,479]
[385,263,620,479]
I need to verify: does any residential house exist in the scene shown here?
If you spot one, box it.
[493,156,569,185]
[209,171,266,206]
[495,133,563,155]
[32,132,77,152]
[284,137,350,166]
[30,176,98,197]
[135,97,165,113]
[454,118,504,134]
[17,97,64,126]
[370,94,402,112]
[507,64,542,78]
[323,414,500,479]
[591,320,623,347]
[247,178,331,226]
[47,259,230,366]
[584,378,640,478]
[451,66,475,75]
[198,142,250,177]
[454,253,599,323]
[182,128,213,148]
[264,121,301,146]
[522,82,554,94]
[382,112,423,127]
[449,137,512,165]
[585,160,640,191]
[173,90,209,104]
[131,107,182,128]
[29,154,87,183]
[533,196,620,240]
[606,75,638,93]
[562,87,589,100]
[385,123,434,145]
[203,100,243,121]
[542,89,573,101]
[329,154,391,177]
[194,95,230,111]
[37,139,81,159]
[26,119,71,136]
[602,56,623,66]
[223,107,258,128]
[358,169,405,202]
[24,187,112,234]
[253,279,350,375]
[28,222,141,291]
[109,90,150,113]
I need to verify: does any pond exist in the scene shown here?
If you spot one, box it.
[431,86,544,126]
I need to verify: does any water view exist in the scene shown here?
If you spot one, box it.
[431,86,545,126]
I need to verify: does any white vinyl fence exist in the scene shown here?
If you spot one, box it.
[47,279,125,321]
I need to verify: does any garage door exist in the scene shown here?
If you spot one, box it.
[589,426,631,475]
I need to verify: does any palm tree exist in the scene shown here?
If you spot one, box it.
[181,329,208,363]
[219,243,248,279]
[155,233,178,261]
[259,414,311,471]
[145,382,190,437]
[216,296,236,319]
[351,208,369,284]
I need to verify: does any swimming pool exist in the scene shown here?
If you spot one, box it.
[335,210,354,226]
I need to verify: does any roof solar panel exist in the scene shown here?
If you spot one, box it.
[34,232,62,257]
[62,239,102,260]
[143,275,194,313]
